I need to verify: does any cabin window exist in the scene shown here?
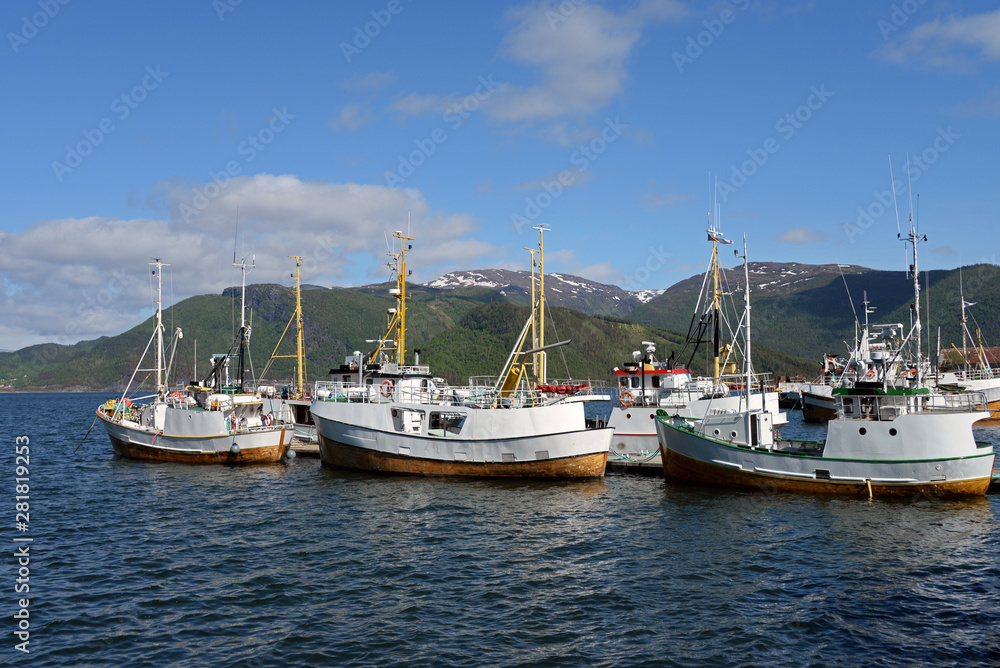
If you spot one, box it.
[619,378,628,388]
[429,412,466,438]
[651,376,661,389]
[631,377,640,389]
[392,409,425,434]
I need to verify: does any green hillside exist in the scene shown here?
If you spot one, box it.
[627,263,1000,365]
[0,280,818,391]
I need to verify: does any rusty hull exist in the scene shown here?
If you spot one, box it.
[318,433,607,478]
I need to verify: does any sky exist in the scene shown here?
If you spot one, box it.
[1,0,999,350]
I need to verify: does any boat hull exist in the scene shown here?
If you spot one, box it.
[318,432,608,477]
[312,399,611,478]
[800,390,837,422]
[608,391,783,454]
[657,419,995,498]
[99,411,289,464]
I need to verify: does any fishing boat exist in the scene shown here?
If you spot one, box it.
[96,258,291,464]
[935,272,1000,423]
[310,228,613,478]
[256,255,317,443]
[800,296,914,423]
[607,220,782,457]
[656,229,996,498]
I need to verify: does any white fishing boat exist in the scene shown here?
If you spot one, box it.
[256,255,317,443]
[656,229,996,498]
[607,221,782,457]
[935,272,1000,423]
[97,258,291,464]
[310,228,613,478]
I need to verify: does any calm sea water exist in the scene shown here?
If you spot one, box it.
[4,392,1000,667]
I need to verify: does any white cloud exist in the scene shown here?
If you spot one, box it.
[339,71,398,91]
[329,104,373,131]
[881,9,1000,69]
[644,192,688,208]
[388,92,452,116]
[772,225,828,244]
[0,175,497,349]
[955,86,1000,117]
[489,0,686,122]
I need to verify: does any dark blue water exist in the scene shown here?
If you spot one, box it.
[4,393,1000,667]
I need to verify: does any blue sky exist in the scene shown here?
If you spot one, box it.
[1,0,998,349]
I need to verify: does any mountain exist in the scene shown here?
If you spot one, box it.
[425,269,664,317]
[3,261,997,391]
[627,261,1000,365]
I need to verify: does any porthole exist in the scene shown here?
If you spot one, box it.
[859,427,867,435]
[714,429,720,436]
[626,413,631,419]
[731,431,738,438]
[889,428,897,436]
[649,414,655,419]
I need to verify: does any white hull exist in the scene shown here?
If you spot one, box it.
[656,406,995,497]
[311,397,611,477]
[98,405,289,463]
[608,391,782,454]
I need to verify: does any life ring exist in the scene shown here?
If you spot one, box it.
[865,369,876,379]
[263,412,274,426]
[620,390,634,408]
[380,380,394,397]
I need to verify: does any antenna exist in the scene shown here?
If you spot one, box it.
[888,155,901,237]
[906,153,915,236]
[233,205,240,264]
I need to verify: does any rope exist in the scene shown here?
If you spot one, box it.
[73,414,99,454]
[608,451,660,463]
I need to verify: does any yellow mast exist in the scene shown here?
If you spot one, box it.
[524,247,538,376]
[712,237,721,382]
[393,231,414,366]
[534,224,548,383]
[291,256,306,398]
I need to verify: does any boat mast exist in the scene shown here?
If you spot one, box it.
[152,258,166,399]
[533,224,549,383]
[901,214,923,386]
[524,246,539,376]
[393,230,414,366]
[960,266,968,366]
[738,235,752,407]
[707,197,732,382]
[233,253,255,392]
[292,255,307,398]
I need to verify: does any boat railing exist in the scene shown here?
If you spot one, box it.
[953,367,1000,382]
[838,390,988,420]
